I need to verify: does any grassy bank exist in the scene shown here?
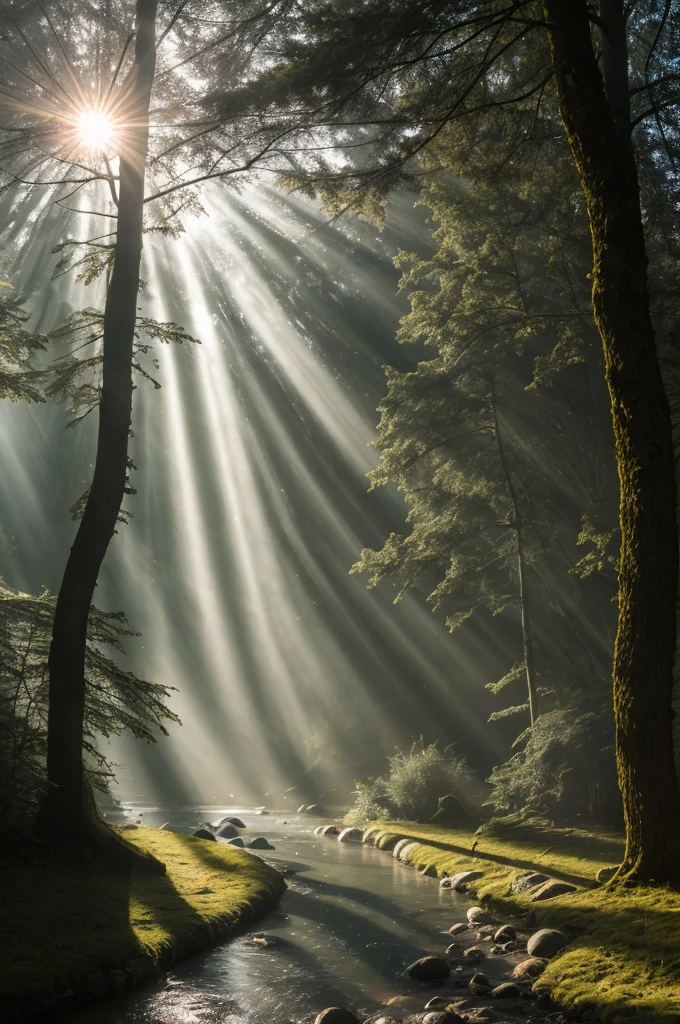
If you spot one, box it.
[362,821,680,1023]
[1,825,286,1021]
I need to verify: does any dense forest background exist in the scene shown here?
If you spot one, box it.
[0,1,678,860]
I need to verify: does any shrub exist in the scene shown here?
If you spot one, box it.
[348,740,478,824]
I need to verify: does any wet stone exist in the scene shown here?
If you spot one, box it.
[493,925,516,943]
[448,923,468,936]
[469,973,492,995]
[314,1009,360,1024]
[527,928,568,959]
[406,956,452,982]
[490,982,524,999]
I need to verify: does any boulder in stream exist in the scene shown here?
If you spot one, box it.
[466,906,489,924]
[216,823,240,839]
[337,827,364,843]
[226,836,245,847]
[447,923,468,936]
[423,1012,466,1024]
[527,928,568,958]
[512,957,548,981]
[490,982,524,999]
[314,1009,360,1024]
[321,824,340,837]
[406,956,451,981]
[246,837,275,850]
[448,870,484,891]
[216,816,246,829]
[493,925,517,942]
[469,972,492,995]
[192,827,216,841]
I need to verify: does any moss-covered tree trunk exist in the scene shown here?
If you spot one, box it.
[42,0,159,862]
[544,0,680,880]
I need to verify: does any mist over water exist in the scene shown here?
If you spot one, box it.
[0,181,512,806]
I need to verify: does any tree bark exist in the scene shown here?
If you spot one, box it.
[41,0,159,864]
[543,0,680,881]
[491,384,538,727]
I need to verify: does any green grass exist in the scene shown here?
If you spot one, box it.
[362,821,680,1023]
[1,825,285,1020]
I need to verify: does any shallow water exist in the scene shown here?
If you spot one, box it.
[53,805,480,1024]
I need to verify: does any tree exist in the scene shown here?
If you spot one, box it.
[0,0,301,861]
[352,109,620,820]
[0,581,179,834]
[252,0,680,881]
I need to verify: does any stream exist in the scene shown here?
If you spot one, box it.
[52,807,560,1024]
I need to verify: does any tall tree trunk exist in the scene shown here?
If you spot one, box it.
[41,0,159,863]
[491,384,538,726]
[543,0,680,881]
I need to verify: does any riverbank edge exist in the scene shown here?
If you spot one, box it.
[3,826,286,1022]
[356,821,680,1024]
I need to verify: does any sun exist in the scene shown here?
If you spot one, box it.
[77,109,115,152]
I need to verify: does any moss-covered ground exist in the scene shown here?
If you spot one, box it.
[363,821,680,1023]
[1,825,285,1020]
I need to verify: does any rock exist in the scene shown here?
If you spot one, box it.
[462,946,486,963]
[192,827,216,841]
[512,957,548,981]
[251,935,275,947]
[419,864,438,878]
[511,872,549,895]
[531,880,578,901]
[439,877,454,888]
[448,870,484,891]
[445,943,460,956]
[246,837,275,850]
[493,925,517,943]
[385,995,423,1011]
[428,793,466,824]
[448,923,468,936]
[466,906,489,924]
[337,827,364,843]
[159,822,188,833]
[393,838,414,859]
[500,940,519,953]
[314,1009,360,1024]
[217,816,245,829]
[216,823,240,839]
[255,807,270,815]
[321,824,340,837]
[406,956,451,981]
[297,804,307,814]
[305,804,326,816]
[477,925,496,936]
[226,837,245,847]
[423,1013,466,1024]
[526,928,568,959]
[597,866,618,884]
[469,973,492,995]
[424,997,448,1010]
[397,841,420,862]
[314,825,326,835]
[490,983,523,999]
[377,834,404,851]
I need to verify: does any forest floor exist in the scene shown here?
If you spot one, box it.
[362,820,680,1023]
[1,825,286,1021]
